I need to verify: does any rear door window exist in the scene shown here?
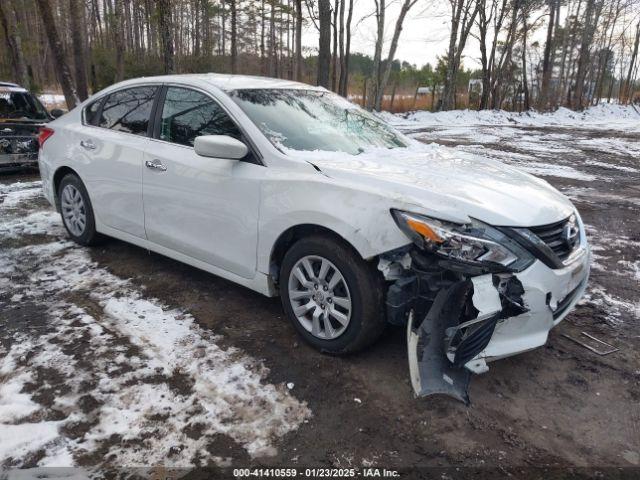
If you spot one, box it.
[158,87,241,147]
[99,86,158,136]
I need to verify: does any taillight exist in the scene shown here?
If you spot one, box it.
[38,127,54,149]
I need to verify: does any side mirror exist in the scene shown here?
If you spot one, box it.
[50,109,64,119]
[194,135,248,160]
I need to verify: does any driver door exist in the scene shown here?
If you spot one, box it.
[142,86,261,279]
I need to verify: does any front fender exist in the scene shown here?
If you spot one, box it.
[257,177,413,274]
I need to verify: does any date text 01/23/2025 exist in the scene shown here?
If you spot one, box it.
[232,468,401,478]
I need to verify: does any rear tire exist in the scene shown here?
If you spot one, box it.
[57,173,101,246]
[280,234,386,354]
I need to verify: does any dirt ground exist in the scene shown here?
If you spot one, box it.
[1,124,639,474]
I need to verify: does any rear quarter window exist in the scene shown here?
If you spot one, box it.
[83,99,102,126]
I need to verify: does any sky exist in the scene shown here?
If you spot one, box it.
[300,0,553,71]
[301,0,473,69]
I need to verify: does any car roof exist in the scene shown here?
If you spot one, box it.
[109,74,325,92]
[0,82,27,93]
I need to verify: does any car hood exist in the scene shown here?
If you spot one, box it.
[301,145,574,227]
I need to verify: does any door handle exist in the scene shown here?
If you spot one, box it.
[80,139,96,150]
[145,159,167,172]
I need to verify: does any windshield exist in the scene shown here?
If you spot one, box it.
[0,89,49,122]
[229,89,408,155]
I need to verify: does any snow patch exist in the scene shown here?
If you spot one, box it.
[0,191,311,467]
[387,104,640,132]
[0,181,43,208]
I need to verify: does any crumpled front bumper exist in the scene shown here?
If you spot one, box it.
[480,246,590,362]
[384,240,591,404]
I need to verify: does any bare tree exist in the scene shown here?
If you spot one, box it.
[520,1,530,110]
[440,0,480,110]
[230,0,238,73]
[69,0,89,99]
[3,0,638,116]
[331,0,339,91]
[538,0,557,110]
[294,0,303,80]
[114,0,125,81]
[0,0,30,89]
[34,0,79,108]
[572,0,603,108]
[157,0,175,74]
[366,0,386,110]
[374,0,420,110]
[317,0,331,87]
[338,0,354,96]
[623,21,640,103]
[490,0,519,109]
[475,0,509,109]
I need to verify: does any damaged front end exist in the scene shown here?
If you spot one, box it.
[380,210,589,404]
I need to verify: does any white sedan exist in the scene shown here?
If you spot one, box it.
[38,74,590,401]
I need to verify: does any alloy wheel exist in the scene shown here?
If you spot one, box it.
[287,255,352,340]
[61,184,86,237]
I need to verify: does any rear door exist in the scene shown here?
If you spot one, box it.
[75,86,158,238]
[142,86,261,278]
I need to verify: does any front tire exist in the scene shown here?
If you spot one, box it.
[58,174,100,246]
[280,234,386,354]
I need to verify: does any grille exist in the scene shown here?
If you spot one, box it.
[529,217,579,262]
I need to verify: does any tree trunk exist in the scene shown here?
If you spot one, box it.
[0,0,30,89]
[491,0,517,109]
[269,1,276,76]
[34,0,79,109]
[624,22,640,104]
[260,0,266,74]
[317,0,331,87]
[337,0,345,94]
[230,0,237,73]
[593,0,621,106]
[521,11,530,111]
[389,82,397,111]
[366,0,385,110]
[339,0,353,96]
[114,0,125,81]
[374,0,417,111]
[477,0,489,110]
[294,0,302,80]
[69,0,89,99]
[441,0,479,110]
[156,0,174,74]
[331,0,339,92]
[572,0,601,109]
[538,0,556,110]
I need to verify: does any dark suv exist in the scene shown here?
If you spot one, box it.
[0,81,62,169]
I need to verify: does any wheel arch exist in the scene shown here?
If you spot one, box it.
[268,224,367,288]
[52,166,82,209]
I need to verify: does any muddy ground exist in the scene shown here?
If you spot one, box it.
[1,124,639,473]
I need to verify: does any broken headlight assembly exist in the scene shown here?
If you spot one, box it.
[391,210,535,272]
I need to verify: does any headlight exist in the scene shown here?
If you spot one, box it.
[391,210,534,272]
